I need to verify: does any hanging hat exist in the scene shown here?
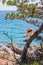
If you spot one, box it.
[27,28,33,33]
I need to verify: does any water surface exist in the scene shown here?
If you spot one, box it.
[0,11,43,47]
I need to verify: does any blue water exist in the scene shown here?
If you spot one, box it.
[0,11,43,47]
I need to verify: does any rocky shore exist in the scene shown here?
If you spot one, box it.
[0,43,43,65]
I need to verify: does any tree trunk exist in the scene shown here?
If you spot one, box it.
[21,23,43,63]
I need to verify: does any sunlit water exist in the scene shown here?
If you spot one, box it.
[0,11,43,47]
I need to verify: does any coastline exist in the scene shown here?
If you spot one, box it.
[0,43,43,65]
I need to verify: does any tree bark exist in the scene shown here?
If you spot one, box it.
[21,23,43,63]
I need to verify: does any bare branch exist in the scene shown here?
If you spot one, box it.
[3,31,13,43]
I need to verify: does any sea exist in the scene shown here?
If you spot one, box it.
[0,11,43,48]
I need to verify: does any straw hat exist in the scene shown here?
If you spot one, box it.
[27,28,33,33]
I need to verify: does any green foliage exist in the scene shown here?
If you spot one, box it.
[7,0,14,5]
[2,0,29,5]
[2,0,41,19]
[23,61,43,65]
[6,0,18,5]
[2,0,6,5]
[5,13,10,19]
[29,13,34,17]
[23,64,27,65]
[32,61,39,65]
[21,0,29,3]
[13,0,17,5]
[5,12,22,19]
[7,0,12,5]
[32,61,43,65]
[10,12,16,19]
[28,4,37,11]
[18,3,28,12]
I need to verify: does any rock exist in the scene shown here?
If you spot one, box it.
[0,44,17,65]
[0,51,15,61]
[6,43,13,49]
[6,43,23,54]
[7,61,15,65]
[26,46,43,61]
[13,46,22,54]
[15,53,21,62]
[0,45,14,54]
[0,59,7,65]
[0,44,42,64]
[0,44,16,61]
[0,58,16,65]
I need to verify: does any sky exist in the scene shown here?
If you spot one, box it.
[0,0,41,11]
[0,0,18,11]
